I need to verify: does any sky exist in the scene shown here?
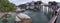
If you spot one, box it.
[9,0,60,6]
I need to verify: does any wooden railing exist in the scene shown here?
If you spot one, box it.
[48,8,60,23]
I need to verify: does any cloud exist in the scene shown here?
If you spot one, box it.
[41,0,60,4]
[9,0,60,6]
[9,0,33,5]
[50,0,60,2]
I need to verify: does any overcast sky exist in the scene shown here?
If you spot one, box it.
[9,0,60,6]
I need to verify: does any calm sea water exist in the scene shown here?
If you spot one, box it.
[23,7,54,23]
[0,7,54,23]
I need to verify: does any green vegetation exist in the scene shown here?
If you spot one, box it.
[0,0,16,12]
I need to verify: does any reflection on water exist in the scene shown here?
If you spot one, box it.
[23,7,54,23]
[0,7,54,23]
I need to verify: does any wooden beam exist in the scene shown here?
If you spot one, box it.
[48,15,57,23]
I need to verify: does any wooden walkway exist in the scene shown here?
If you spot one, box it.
[48,15,57,23]
[48,8,60,23]
[56,15,60,23]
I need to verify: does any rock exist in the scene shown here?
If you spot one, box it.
[22,19,32,23]
[15,13,32,23]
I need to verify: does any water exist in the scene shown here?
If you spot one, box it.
[23,7,54,23]
[0,13,16,23]
[24,10,49,23]
[0,7,54,23]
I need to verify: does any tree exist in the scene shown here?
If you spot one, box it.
[48,1,57,6]
[0,0,16,12]
[48,1,53,5]
[52,1,57,6]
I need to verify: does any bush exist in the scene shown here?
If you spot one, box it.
[0,0,16,12]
